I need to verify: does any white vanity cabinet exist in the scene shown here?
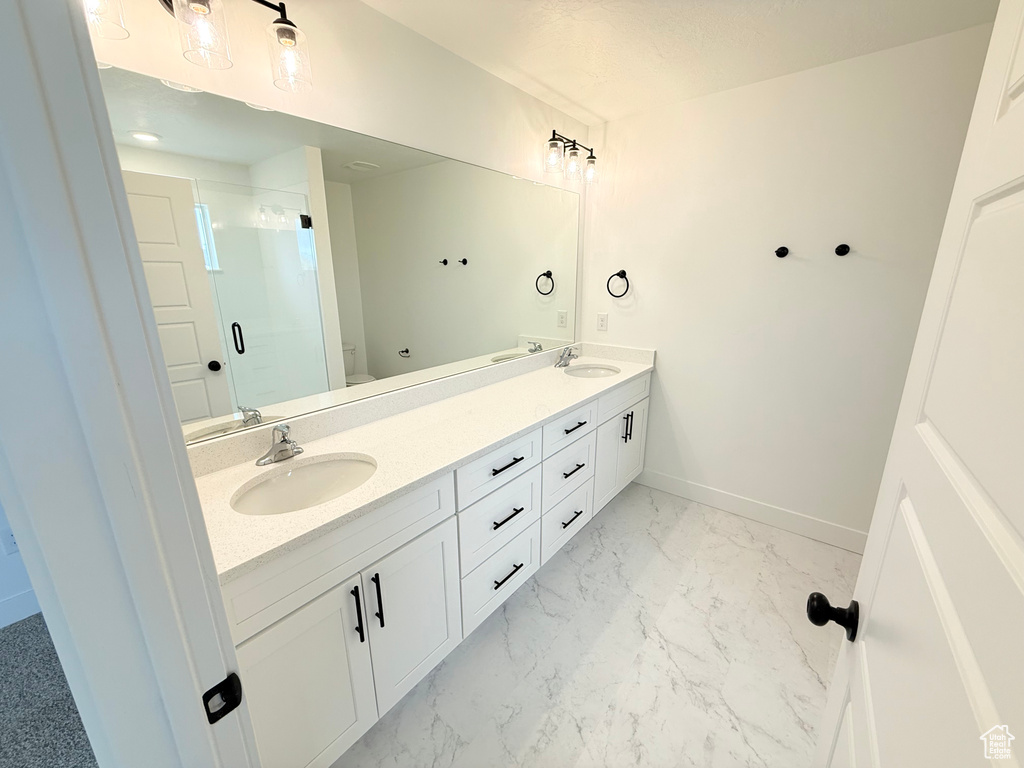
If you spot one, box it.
[235,574,378,768]
[595,397,650,514]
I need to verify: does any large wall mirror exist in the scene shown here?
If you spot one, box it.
[97,68,580,443]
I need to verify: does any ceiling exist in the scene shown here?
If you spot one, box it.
[99,67,444,183]
[359,0,998,125]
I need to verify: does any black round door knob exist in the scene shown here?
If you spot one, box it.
[806,592,859,642]
[775,247,789,258]
[207,361,223,372]
[835,243,851,256]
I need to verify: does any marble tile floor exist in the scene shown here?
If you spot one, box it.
[338,483,861,768]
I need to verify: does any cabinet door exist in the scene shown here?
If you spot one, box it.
[236,575,377,768]
[594,413,627,514]
[616,397,649,487]
[363,517,462,716]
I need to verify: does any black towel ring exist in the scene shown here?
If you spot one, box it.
[536,270,554,296]
[607,270,629,298]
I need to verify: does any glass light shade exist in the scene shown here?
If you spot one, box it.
[545,137,564,173]
[564,144,583,181]
[268,21,312,94]
[84,0,129,40]
[174,0,232,70]
[584,154,598,184]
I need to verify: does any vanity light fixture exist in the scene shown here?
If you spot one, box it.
[543,130,598,184]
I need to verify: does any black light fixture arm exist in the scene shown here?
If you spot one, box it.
[550,130,595,158]
[159,0,294,23]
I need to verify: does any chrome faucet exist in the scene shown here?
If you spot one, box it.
[256,424,303,466]
[554,346,579,368]
[528,341,543,353]
[239,406,262,427]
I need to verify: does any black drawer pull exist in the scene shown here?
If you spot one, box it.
[562,462,585,479]
[493,507,525,530]
[564,420,587,435]
[561,509,584,529]
[351,586,366,643]
[493,562,524,590]
[371,573,385,628]
[491,455,525,476]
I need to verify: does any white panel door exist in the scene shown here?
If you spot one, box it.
[236,575,378,768]
[362,517,462,716]
[616,397,649,487]
[122,170,232,423]
[594,413,625,514]
[815,7,1022,766]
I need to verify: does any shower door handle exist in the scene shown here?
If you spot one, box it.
[231,322,245,355]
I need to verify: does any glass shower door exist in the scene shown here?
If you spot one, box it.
[195,179,329,410]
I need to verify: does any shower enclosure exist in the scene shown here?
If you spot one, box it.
[194,179,329,412]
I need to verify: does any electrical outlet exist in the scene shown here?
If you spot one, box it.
[1,528,18,556]
[597,313,609,331]
[556,310,568,328]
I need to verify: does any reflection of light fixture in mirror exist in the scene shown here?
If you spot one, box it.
[96,61,113,69]
[544,130,598,184]
[246,102,274,111]
[130,131,161,142]
[268,11,312,93]
[545,131,564,173]
[160,78,204,93]
[342,160,381,173]
[257,206,271,227]
[171,0,232,69]
[564,142,583,181]
[83,0,129,39]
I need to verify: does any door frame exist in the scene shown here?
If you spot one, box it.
[0,0,259,765]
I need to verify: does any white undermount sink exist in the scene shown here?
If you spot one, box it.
[231,454,377,516]
[563,364,621,378]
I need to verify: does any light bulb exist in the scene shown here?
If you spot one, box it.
[173,0,231,70]
[267,19,312,93]
[584,153,598,184]
[258,207,270,227]
[545,135,564,173]
[84,0,129,40]
[564,143,583,181]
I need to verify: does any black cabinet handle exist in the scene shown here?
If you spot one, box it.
[561,509,584,529]
[493,563,523,590]
[351,586,366,643]
[626,411,634,442]
[493,507,525,531]
[491,455,525,476]
[371,573,385,628]
[564,420,587,435]
[622,412,631,443]
[562,462,585,479]
[231,322,245,355]
[806,592,859,642]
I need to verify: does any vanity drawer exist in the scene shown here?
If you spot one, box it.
[541,479,593,565]
[456,428,542,510]
[458,465,541,575]
[461,521,541,637]
[541,431,597,510]
[542,399,598,459]
[598,373,651,423]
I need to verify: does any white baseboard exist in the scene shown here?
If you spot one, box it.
[635,470,867,554]
[0,589,41,629]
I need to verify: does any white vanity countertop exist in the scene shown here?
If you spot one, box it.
[195,355,653,584]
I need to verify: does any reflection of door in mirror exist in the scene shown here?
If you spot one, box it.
[122,170,233,424]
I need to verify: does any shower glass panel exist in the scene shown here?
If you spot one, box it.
[195,179,329,410]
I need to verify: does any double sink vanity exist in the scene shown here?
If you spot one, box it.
[189,348,653,768]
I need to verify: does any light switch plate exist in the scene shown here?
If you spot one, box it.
[597,313,609,331]
[556,310,568,328]
[1,528,18,556]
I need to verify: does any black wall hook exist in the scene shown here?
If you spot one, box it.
[536,270,554,295]
[398,348,410,358]
[835,244,851,256]
[457,258,468,265]
[439,259,448,266]
[607,270,629,298]
[775,247,789,258]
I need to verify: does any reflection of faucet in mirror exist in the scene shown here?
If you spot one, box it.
[256,424,304,466]
[528,341,543,353]
[554,346,579,368]
[239,406,262,427]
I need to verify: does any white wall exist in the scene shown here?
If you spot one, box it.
[0,501,39,628]
[116,144,251,185]
[325,181,369,376]
[351,160,578,378]
[584,26,991,551]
